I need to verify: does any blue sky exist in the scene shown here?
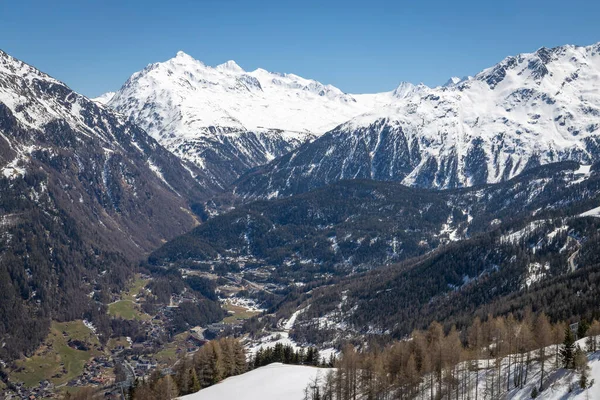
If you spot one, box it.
[1,0,599,97]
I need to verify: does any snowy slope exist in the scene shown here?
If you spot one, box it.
[510,353,600,399]
[234,42,600,198]
[106,51,391,186]
[92,91,115,104]
[104,42,600,193]
[179,353,600,400]
[462,338,600,400]
[413,338,600,400]
[179,363,331,400]
[108,51,388,140]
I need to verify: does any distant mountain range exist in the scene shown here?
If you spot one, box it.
[233,43,600,198]
[98,42,600,196]
[99,52,391,187]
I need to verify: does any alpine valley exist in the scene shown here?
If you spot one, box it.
[1,40,600,400]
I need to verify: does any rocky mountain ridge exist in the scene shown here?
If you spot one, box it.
[233,42,600,198]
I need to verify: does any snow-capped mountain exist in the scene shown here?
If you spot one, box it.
[442,76,464,87]
[104,51,391,187]
[233,42,600,199]
[0,48,210,259]
[92,91,115,104]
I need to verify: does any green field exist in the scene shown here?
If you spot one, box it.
[11,321,101,387]
[123,276,150,301]
[10,277,153,389]
[107,275,151,320]
[108,300,149,320]
[153,332,188,364]
[107,336,131,351]
[222,303,261,325]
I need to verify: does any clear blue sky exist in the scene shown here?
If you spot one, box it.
[2,0,599,97]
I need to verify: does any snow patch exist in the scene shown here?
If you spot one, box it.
[179,363,332,400]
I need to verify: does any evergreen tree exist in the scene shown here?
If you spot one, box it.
[174,358,191,395]
[531,386,538,398]
[578,320,590,340]
[560,326,576,369]
[233,341,247,374]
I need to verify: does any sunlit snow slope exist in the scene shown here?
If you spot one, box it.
[179,363,330,400]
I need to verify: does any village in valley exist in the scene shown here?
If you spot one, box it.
[2,270,269,399]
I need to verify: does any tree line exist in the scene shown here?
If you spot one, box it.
[127,337,247,400]
[251,342,333,368]
[305,312,600,400]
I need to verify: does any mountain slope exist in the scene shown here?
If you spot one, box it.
[283,166,600,345]
[148,161,597,289]
[0,49,210,359]
[233,42,600,199]
[106,52,390,187]
[145,159,600,348]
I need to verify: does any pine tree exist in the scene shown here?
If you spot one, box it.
[578,320,590,340]
[531,386,538,398]
[233,340,247,374]
[207,341,224,385]
[560,326,576,369]
[254,347,264,369]
[174,358,191,395]
[219,338,235,377]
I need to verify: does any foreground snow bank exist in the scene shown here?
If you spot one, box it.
[510,353,600,399]
[179,363,331,400]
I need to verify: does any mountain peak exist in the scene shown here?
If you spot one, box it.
[216,60,244,73]
[169,51,203,66]
[443,76,462,87]
[175,50,193,59]
[392,82,418,98]
[93,91,116,105]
